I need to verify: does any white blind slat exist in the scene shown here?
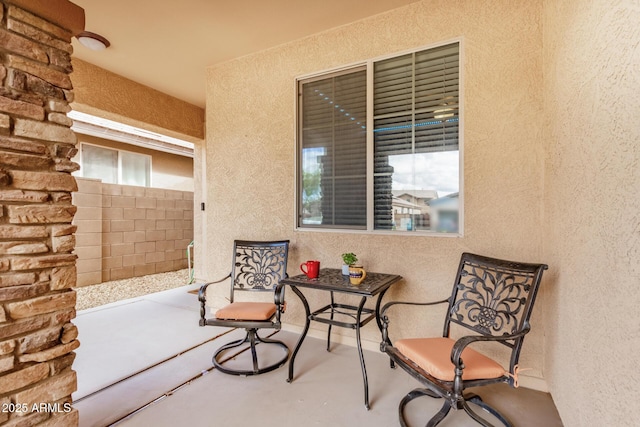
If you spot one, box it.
[373,42,460,230]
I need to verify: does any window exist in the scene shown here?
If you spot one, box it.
[297,41,461,234]
[79,143,151,187]
[299,68,368,228]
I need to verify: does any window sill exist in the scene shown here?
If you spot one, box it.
[294,226,462,238]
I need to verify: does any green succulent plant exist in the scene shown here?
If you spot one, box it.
[341,252,358,266]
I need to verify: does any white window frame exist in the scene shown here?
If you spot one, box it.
[294,38,464,237]
[78,142,153,187]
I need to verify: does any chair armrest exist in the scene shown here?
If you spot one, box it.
[381,298,450,320]
[198,273,231,326]
[450,321,532,367]
[380,298,450,352]
[273,274,288,322]
[274,282,286,306]
[446,322,532,392]
[197,273,231,303]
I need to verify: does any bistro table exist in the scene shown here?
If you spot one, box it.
[281,268,402,409]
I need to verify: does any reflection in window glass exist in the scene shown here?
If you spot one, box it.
[121,151,150,187]
[301,147,325,225]
[82,144,117,184]
[80,143,151,187]
[388,151,459,232]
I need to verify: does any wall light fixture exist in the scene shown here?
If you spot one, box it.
[76,31,111,51]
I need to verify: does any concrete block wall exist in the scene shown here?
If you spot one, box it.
[73,178,193,287]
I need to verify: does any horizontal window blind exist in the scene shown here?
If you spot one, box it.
[299,69,367,228]
[296,41,460,233]
[373,42,459,230]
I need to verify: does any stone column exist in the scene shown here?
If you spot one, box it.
[0,1,84,426]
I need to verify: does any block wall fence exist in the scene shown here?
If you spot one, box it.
[73,178,194,287]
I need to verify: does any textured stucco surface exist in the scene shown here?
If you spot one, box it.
[200,0,547,388]
[71,59,205,142]
[542,0,640,425]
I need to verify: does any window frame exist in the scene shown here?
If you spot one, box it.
[78,142,153,187]
[294,38,464,237]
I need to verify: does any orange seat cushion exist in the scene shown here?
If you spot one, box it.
[215,302,277,321]
[395,337,506,382]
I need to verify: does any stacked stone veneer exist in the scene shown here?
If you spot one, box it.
[0,1,81,426]
[73,178,193,286]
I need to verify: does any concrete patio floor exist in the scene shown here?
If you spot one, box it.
[72,284,563,427]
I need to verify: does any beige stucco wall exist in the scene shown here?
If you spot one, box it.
[542,0,640,425]
[200,0,547,389]
[71,59,205,144]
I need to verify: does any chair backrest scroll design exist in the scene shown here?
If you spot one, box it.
[229,240,289,302]
[443,253,547,367]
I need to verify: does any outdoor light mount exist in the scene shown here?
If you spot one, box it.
[76,31,110,51]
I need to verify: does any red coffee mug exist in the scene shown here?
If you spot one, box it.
[300,260,320,279]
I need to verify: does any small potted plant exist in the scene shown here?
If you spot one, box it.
[341,252,358,275]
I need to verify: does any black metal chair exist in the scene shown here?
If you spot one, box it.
[381,252,547,427]
[198,240,290,376]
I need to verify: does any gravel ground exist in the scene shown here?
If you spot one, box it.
[75,269,192,311]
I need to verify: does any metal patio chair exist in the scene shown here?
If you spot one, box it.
[380,252,547,426]
[198,240,290,376]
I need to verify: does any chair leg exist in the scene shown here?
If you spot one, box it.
[248,330,259,373]
[398,388,447,427]
[212,329,289,376]
[397,388,514,427]
[426,400,452,427]
[212,336,247,364]
[255,331,290,348]
[463,393,513,427]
